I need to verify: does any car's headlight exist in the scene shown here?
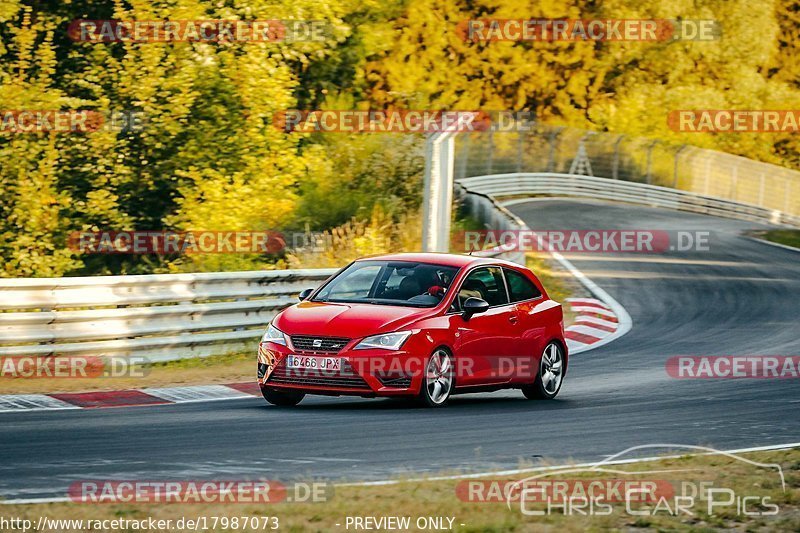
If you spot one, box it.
[354,331,412,351]
[261,323,288,346]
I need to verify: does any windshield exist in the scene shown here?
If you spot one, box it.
[312,260,459,307]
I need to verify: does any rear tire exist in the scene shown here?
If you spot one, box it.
[522,342,565,400]
[261,387,305,406]
[417,348,454,407]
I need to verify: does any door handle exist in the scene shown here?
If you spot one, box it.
[509,315,518,324]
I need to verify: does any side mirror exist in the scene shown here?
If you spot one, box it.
[298,288,314,301]
[462,297,489,319]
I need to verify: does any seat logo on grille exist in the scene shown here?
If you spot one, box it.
[312,339,323,348]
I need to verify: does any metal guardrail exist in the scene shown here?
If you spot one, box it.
[458,173,800,228]
[0,269,336,362]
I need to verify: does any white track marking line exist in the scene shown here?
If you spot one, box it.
[744,236,800,253]
[0,497,73,504]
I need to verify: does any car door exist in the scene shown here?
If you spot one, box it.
[503,267,547,383]
[451,266,520,386]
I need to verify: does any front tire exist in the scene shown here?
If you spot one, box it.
[417,348,454,407]
[261,387,305,406]
[522,341,565,400]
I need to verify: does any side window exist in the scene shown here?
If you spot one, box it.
[504,268,542,302]
[455,267,509,309]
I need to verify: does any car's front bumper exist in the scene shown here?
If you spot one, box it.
[257,341,426,397]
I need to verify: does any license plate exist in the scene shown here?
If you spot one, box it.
[285,355,341,371]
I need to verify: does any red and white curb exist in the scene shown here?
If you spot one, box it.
[564,298,620,353]
[551,249,632,355]
[0,382,260,413]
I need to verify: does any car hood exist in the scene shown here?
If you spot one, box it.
[273,301,432,340]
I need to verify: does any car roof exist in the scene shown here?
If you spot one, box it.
[355,252,521,269]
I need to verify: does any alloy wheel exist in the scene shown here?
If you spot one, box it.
[425,349,454,405]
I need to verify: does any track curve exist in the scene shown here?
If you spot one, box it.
[2,199,799,500]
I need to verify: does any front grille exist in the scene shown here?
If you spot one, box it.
[267,359,370,390]
[290,335,350,354]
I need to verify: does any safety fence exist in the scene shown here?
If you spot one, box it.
[455,126,800,223]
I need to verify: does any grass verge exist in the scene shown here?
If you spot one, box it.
[754,229,800,250]
[1,448,797,532]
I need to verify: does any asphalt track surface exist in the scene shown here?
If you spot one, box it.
[2,200,799,500]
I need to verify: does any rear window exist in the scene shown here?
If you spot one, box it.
[504,268,541,302]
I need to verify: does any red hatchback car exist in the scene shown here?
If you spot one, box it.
[257,253,567,407]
